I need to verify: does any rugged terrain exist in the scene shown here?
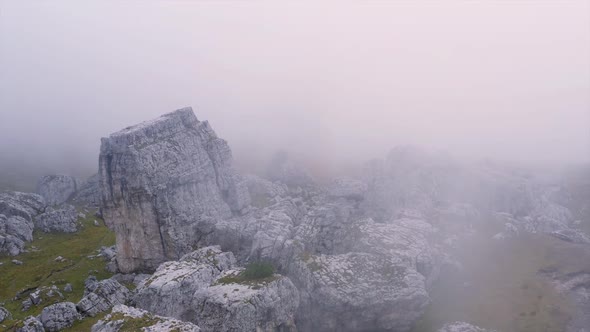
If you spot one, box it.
[1,107,588,332]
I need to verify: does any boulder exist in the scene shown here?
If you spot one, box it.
[1,214,34,256]
[99,107,251,273]
[191,269,299,332]
[37,175,79,206]
[0,306,10,323]
[72,173,101,207]
[290,252,429,332]
[0,191,46,222]
[91,304,201,332]
[133,246,236,319]
[16,316,44,332]
[34,205,78,233]
[39,302,80,332]
[77,278,130,317]
[244,174,287,208]
[0,192,45,255]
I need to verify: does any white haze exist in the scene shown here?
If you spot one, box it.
[0,0,589,178]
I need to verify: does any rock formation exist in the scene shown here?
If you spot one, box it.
[35,204,78,233]
[73,174,101,207]
[0,191,45,255]
[77,277,130,317]
[40,302,80,332]
[92,304,201,332]
[99,107,250,273]
[37,175,79,206]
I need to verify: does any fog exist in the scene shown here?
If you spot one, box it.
[1,0,589,180]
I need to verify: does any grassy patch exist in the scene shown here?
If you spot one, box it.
[216,262,278,288]
[103,312,164,331]
[0,209,115,326]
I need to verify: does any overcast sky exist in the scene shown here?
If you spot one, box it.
[0,0,589,176]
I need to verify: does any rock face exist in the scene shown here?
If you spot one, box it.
[37,175,79,206]
[0,306,10,323]
[0,191,45,255]
[133,246,298,331]
[40,302,80,332]
[91,304,201,332]
[133,246,236,318]
[17,316,44,332]
[0,214,34,256]
[73,173,101,207]
[34,204,78,233]
[192,269,299,332]
[77,277,130,317]
[291,251,429,332]
[99,107,251,273]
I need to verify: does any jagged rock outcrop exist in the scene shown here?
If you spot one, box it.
[77,277,130,317]
[192,269,299,332]
[0,306,10,323]
[1,214,34,256]
[0,191,46,222]
[438,322,496,332]
[17,316,44,332]
[40,302,80,332]
[73,173,100,207]
[0,191,44,255]
[99,107,251,273]
[244,175,287,208]
[91,304,201,332]
[34,204,78,233]
[291,251,429,332]
[37,175,79,206]
[133,246,236,318]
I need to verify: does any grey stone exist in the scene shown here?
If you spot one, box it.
[40,302,80,332]
[0,191,46,222]
[99,246,116,261]
[12,259,23,265]
[21,298,32,311]
[91,304,201,332]
[0,192,45,256]
[77,278,130,317]
[0,306,10,323]
[290,252,429,332]
[73,174,101,207]
[63,284,72,293]
[34,205,78,233]
[29,290,41,305]
[37,175,79,206]
[1,214,34,256]
[99,107,251,273]
[16,316,44,332]
[191,269,299,332]
[133,246,236,319]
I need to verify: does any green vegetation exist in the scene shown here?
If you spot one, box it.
[0,209,115,329]
[104,312,164,331]
[216,262,278,288]
[241,262,275,280]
